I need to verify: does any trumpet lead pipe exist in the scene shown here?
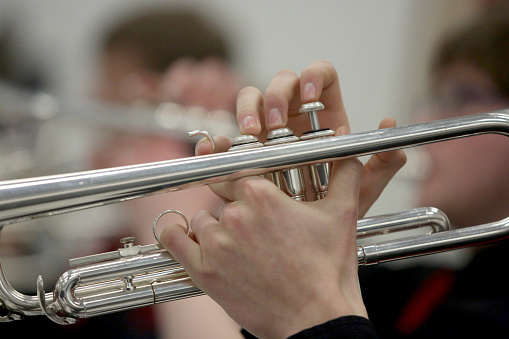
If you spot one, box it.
[0,112,508,227]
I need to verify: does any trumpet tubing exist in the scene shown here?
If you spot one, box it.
[1,111,508,227]
[0,110,508,324]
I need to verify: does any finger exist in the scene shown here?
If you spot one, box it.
[358,117,407,217]
[236,86,263,135]
[299,60,348,132]
[318,126,363,212]
[189,209,219,246]
[317,152,363,265]
[159,223,202,272]
[263,69,300,130]
[195,135,233,155]
[208,175,280,204]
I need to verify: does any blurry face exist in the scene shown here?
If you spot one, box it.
[94,46,159,104]
[416,63,509,228]
[92,46,192,168]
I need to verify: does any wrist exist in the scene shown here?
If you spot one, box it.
[274,287,368,338]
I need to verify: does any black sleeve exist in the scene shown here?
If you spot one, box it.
[241,316,379,339]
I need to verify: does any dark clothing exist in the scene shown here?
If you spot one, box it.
[241,316,378,339]
[0,306,157,339]
[359,241,509,338]
[1,237,157,338]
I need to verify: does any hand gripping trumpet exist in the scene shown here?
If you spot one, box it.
[1,104,509,324]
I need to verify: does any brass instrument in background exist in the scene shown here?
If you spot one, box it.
[0,81,238,138]
[0,96,508,324]
[0,81,239,179]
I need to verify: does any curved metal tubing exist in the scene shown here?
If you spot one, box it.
[356,207,450,238]
[359,216,509,265]
[5,208,449,321]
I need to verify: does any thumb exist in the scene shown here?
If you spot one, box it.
[319,126,363,212]
[195,135,233,156]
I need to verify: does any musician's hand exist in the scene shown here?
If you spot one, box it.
[160,145,367,338]
[196,60,406,217]
[236,60,344,138]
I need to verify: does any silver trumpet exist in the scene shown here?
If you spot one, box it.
[1,107,509,324]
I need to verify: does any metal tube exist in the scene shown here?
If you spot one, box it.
[53,252,201,317]
[359,216,509,265]
[357,207,450,238]
[1,112,508,227]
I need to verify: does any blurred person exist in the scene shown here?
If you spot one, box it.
[359,4,509,338]
[2,7,243,339]
[94,8,240,109]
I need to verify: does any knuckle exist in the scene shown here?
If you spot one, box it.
[236,177,277,205]
[275,68,298,79]
[190,209,210,228]
[238,85,262,98]
[203,230,231,256]
[237,176,262,194]
[220,201,245,228]
[317,59,335,70]
[302,60,335,76]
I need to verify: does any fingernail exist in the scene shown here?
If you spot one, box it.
[302,83,316,101]
[195,138,211,155]
[268,108,283,127]
[242,115,256,131]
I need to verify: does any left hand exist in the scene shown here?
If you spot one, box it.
[160,143,367,338]
[195,60,407,217]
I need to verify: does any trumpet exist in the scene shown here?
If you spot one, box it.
[0,108,508,324]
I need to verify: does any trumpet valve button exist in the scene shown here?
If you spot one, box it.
[265,128,299,146]
[232,134,258,145]
[299,101,325,131]
[267,127,294,140]
[299,101,325,113]
[229,135,264,151]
